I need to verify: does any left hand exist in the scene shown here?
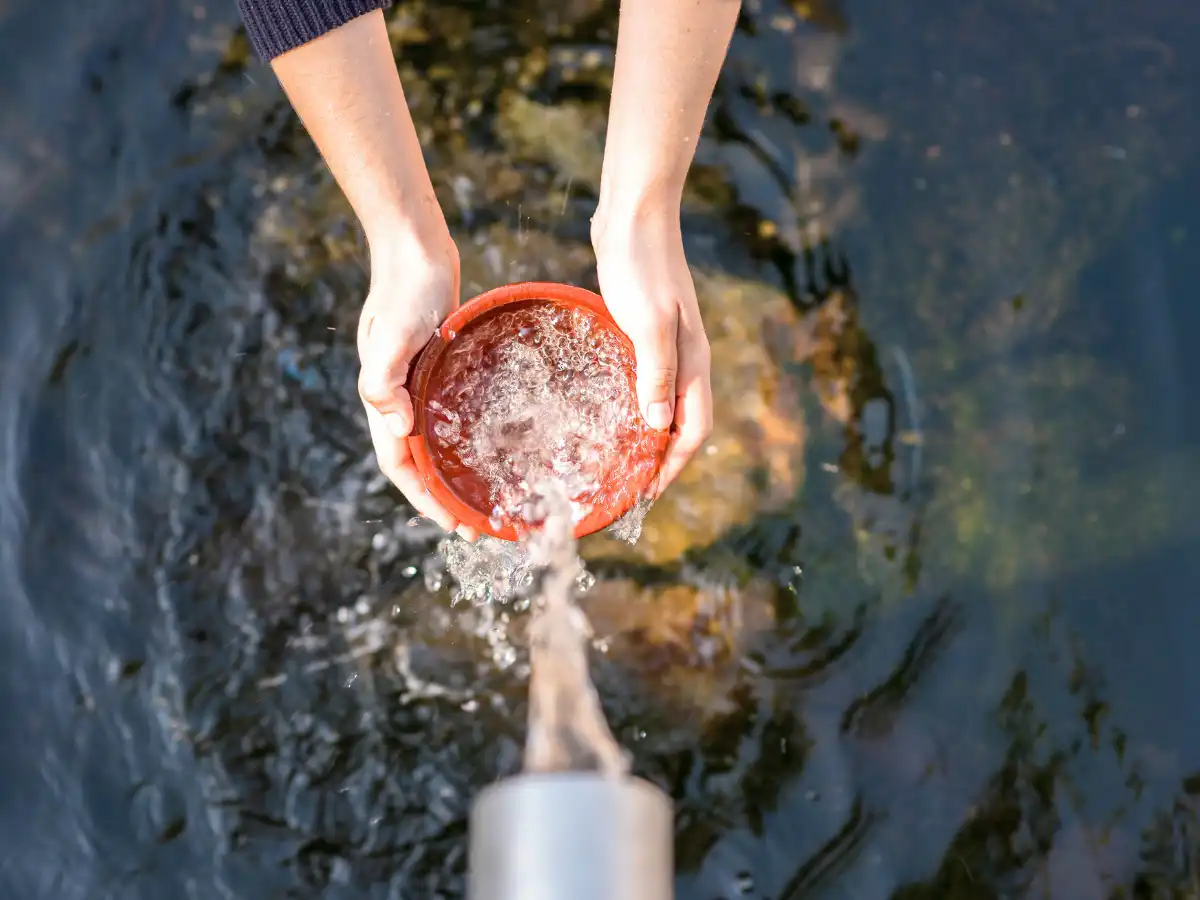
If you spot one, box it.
[357,230,480,541]
[592,210,713,496]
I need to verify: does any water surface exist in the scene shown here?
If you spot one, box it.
[1,0,1198,897]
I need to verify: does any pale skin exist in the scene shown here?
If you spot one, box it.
[271,1,741,540]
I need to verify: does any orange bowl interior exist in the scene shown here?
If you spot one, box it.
[405,282,667,541]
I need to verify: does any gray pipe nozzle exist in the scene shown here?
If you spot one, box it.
[467,773,674,900]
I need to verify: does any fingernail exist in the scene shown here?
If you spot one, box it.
[645,401,673,431]
[383,412,410,437]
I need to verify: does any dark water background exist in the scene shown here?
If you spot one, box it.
[2,0,1199,897]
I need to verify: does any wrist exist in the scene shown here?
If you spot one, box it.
[367,213,457,282]
[595,168,683,220]
[361,181,446,242]
[364,195,455,269]
[591,188,682,259]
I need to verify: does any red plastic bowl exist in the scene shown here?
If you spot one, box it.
[405,281,668,541]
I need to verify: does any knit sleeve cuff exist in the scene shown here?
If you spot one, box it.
[237,0,395,61]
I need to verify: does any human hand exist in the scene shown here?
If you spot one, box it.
[592,210,714,496]
[357,234,479,541]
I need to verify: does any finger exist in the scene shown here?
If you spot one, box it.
[654,376,713,495]
[626,312,679,432]
[365,404,459,532]
[357,305,429,438]
[654,317,712,494]
[360,374,416,439]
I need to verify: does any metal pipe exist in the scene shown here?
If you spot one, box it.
[467,773,674,900]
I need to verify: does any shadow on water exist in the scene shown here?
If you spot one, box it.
[2,0,1200,897]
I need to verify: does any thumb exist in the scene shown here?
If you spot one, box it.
[358,306,430,439]
[628,317,679,432]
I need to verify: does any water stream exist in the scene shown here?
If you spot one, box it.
[520,481,627,777]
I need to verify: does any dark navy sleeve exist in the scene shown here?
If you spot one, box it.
[237,0,395,61]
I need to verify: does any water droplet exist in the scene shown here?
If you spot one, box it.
[423,557,445,592]
[493,644,517,669]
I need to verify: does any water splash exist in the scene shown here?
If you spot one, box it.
[441,533,597,608]
[608,496,653,545]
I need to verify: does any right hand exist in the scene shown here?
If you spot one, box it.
[357,234,479,540]
[592,206,713,497]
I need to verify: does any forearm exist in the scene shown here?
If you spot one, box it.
[266,9,449,259]
[597,0,740,223]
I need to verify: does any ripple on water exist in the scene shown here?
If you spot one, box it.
[5,0,1200,897]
